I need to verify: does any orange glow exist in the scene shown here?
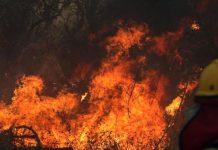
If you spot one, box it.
[81,92,88,102]
[151,29,184,56]
[105,24,149,63]
[166,81,198,117]
[0,23,197,149]
[178,81,198,93]
[165,97,182,117]
[191,21,200,31]
[0,76,79,148]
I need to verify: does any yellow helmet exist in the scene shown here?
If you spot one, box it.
[196,59,218,97]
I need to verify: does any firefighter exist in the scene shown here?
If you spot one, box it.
[180,59,218,150]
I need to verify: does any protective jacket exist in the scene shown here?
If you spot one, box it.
[180,98,218,150]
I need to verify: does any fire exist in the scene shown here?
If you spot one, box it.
[191,21,200,31]
[165,97,182,117]
[0,76,79,148]
[178,81,198,93]
[81,92,88,102]
[166,81,198,117]
[79,127,89,142]
[151,29,184,56]
[0,22,197,149]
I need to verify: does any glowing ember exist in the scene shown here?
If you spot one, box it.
[178,81,198,93]
[81,92,88,102]
[191,21,200,31]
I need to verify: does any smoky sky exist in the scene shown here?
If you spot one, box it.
[0,0,217,102]
[104,0,192,33]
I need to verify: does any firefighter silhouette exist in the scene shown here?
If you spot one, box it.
[180,59,218,150]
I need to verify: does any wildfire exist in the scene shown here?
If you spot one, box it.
[0,22,197,149]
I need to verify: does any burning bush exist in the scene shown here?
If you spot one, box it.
[0,22,200,149]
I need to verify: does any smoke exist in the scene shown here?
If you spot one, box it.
[0,1,217,149]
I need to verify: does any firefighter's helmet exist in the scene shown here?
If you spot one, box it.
[196,59,218,97]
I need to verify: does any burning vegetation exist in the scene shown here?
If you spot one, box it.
[0,0,218,149]
[0,23,198,149]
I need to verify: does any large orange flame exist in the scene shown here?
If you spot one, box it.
[0,22,197,149]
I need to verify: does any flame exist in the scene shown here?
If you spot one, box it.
[81,92,88,102]
[0,76,79,148]
[0,22,197,149]
[166,81,198,117]
[191,21,200,31]
[105,24,149,63]
[79,127,89,142]
[178,81,198,93]
[165,97,182,117]
[151,29,184,56]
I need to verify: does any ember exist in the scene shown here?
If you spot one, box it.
[191,21,200,31]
